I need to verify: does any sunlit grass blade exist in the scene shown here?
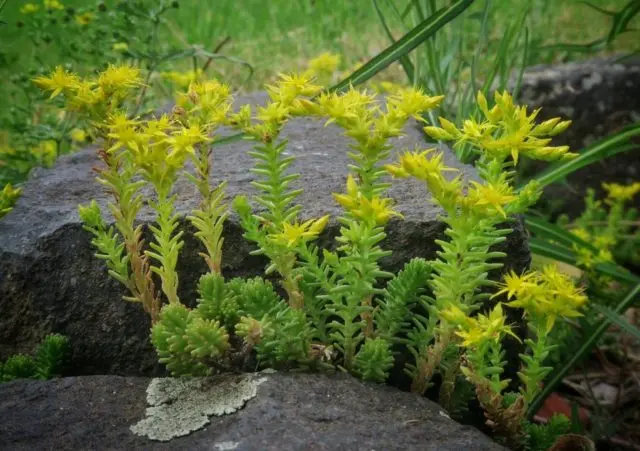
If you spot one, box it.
[518,123,640,190]
[592,303,640,342]
[529,237,577,264]
[526,215,595,251]
[604,0,640,44]
[327,0,473,93]
[480,7,529,95]
[527,283,640,419]
[372,0,415,84]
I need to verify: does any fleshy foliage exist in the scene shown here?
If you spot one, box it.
[35,64,588,447]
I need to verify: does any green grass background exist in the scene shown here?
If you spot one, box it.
[1,0,637,92]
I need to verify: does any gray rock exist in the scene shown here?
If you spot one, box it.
[0,92,530,376]
[0,371,507,450]
[514,55,640,216]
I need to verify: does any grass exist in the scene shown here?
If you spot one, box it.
[162,0,638,90]
[1,0,637,93]
[163,0,394,90]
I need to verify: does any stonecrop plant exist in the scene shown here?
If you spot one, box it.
[561,181,640,275]
[36,63,587,449]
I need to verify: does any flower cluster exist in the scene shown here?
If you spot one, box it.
[33,64,142,126]
[333,174,403,226]
[603,181,640,202]
[303,52,341,85]
[425,91,574,164]
[443,303,518,348]
[497,266,587,332]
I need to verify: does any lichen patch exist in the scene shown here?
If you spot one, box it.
[130,373,268,442]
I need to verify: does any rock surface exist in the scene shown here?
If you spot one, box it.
[0,371,506,450]
[515,55,640,216]
[0,92,530,376]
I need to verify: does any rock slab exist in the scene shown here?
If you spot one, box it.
[0,371,506,451]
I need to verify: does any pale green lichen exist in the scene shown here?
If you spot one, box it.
[130,373,268,442]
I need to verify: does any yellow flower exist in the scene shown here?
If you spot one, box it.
[307,52,341,76]
[227,104,252,129]
[540,265,587,326]
[165,124,210,155]
[70,128,87,143]
[387,87,444,121]
[106,112,142,152]
[270,215,330,247]
[439,305,473,329]
[144,115,172,139]
[74,12,94,25]
[20,3,39,14]
[333,174,359,209]
[256,102,290,124]
[112,42,129,52]
[594,234,615,250]
[358,196,403,225]
[424,117,461,141]
[571,227,591,242]
[332,175,402,225]
[493,270,539,300]
[386,149,456,182]
[371,112,404,141]
[278,73,323,97]
[267,73,322,105]
[316,88,376,125]
[598,249,614,262]
[575,247,597,269]
[33,66,80,99]
[498,265,587,332]
[66,81,103,110]
[602,182,640,202]
[43,0,64,10]
[425,90,574,165]
[97,64,141,92]
[469,181,517,218]
[455,304,519,348]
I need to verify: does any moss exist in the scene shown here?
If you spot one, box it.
[130,373,268,442]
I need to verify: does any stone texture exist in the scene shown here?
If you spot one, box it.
[0,92,530,376]
[0,371,506,450]
[514,55,640,216]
